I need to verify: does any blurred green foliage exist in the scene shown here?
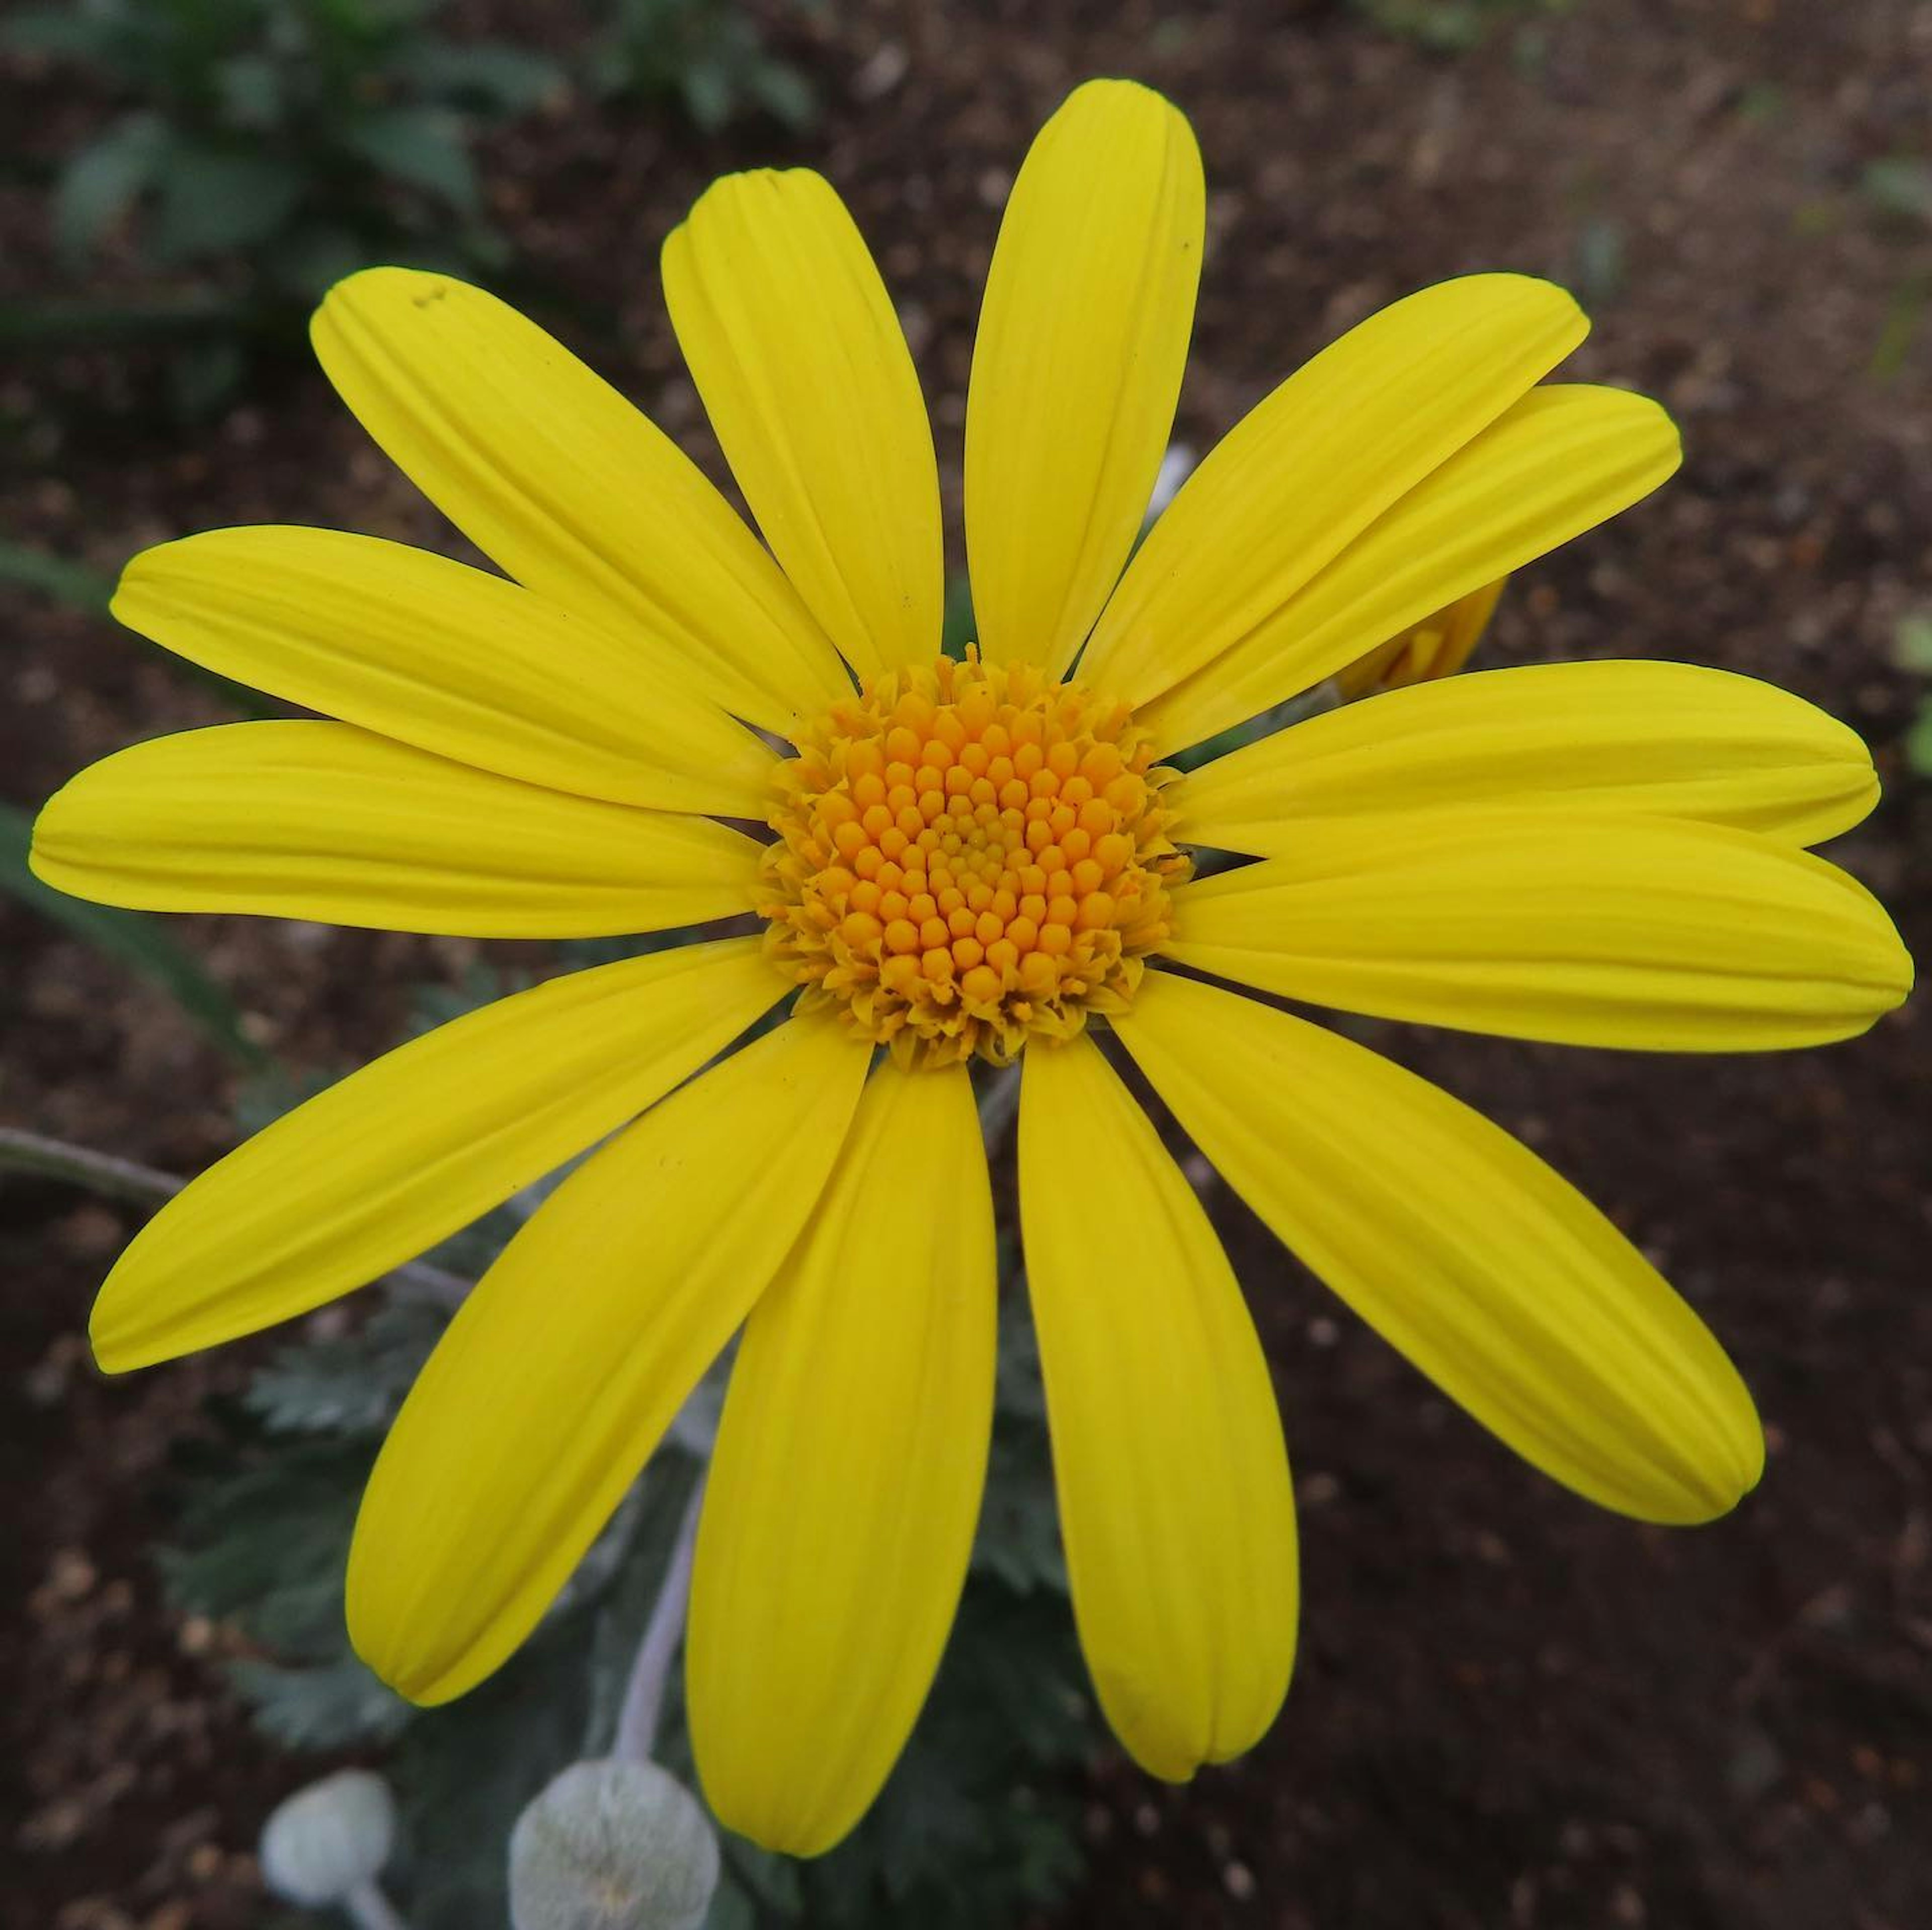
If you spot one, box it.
[1895,615,1932,777]
[1350,0,1572,54]
[1,798,270,1066]
[4,0,559,299]
[154,969,1096,1930]
[2,0,561,408]
[587,0,817,134]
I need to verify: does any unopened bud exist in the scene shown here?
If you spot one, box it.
[509,1758,719,1930]
[260,1768,396,1908]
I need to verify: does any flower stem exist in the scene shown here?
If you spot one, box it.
[0,1126,472,1307]
[976,1062,1022,1153]
[342,1879,410,1930]
[613,1473,708,1765]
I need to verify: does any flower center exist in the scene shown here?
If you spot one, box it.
[758,653,1190,1067]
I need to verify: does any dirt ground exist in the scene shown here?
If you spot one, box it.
[4,1,1930,1925]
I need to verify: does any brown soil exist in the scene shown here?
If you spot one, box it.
[5,2,1930,1926]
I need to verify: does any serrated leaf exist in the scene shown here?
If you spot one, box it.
[150,144,306,264]
[2,800,267,1066]
[159,1435,373,1657]
[245,1300,446,1437]
[227,1653,412,1750]
[341,105,479,214]
[53,112,168,264]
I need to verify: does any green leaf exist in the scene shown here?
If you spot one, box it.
[166,334,249,418]
[340,105,480,215]
[682,60,737,134]
[0,292,244,353]
[0,537,114,613]
[150,144,306,263]
[0,536,279,714]
[1863,158,1932,227]
[215,52,284,128]
[940,571,977,661]
[1895,615,1932,676]
[972,1290,1066,1594]
[391,37,565,115]
[261,222,373,303]
[53,112,169,265]
[1906,704,1932,778]
[159,1435,375,1656]
[227,1654,412,1751]
[245,1300,446,1437]
[749,59,816,132]
[0,6,116,61]
[1,800,268,1067]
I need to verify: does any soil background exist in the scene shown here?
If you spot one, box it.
[4,2,1930,1926]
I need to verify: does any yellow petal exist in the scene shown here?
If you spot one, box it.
[1166,809,1912,1052]
[690,1064,995,1856]
[113,528,776,815]
[88,939,780,1371]
[1332,575,1506,700]
[349,1014,871,1705]
[1018,1034,1297,1780]
[663,171,941,679]
[1114,972,1764,1523]
[310,268,849,737]
[1177,660,1881,854]
[31,721,757,938]
[965,80,1203,674]
[1081,274,1587,710]
[1145,384,1680,750]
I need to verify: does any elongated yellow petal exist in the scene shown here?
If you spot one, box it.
[113,528,776,815]
[310,268,849,736]
[88,940,780,1371]
[1145,384,1679,749]
[1166,809,1912,1052]
[664,171,941,678]
[965,80,1203,674]
[349,1015,871,1705]
[1019,1034,1297,1780]
[1332,575,1506,699]
[31,721,757,938]
[691,1064,994,1856]
[1114,973,1764,1523]
[1081,274,1586,708]
[1177,661,1880,853]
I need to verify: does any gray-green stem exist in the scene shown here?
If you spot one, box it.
[0,1126,471,1307]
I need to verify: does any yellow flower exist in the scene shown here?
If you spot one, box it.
[32,79,1911,1856]
[1332,575,1506,699]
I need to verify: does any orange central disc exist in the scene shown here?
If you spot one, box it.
[759,652,1190,1067]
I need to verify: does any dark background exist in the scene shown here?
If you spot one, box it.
[4,2,1929,1926]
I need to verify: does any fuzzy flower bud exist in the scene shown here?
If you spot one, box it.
[259,1768,396,1908]
[508,1759,719,1930]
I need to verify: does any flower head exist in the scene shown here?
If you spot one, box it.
[761,652,1188,1065]
[33,78,1911,1858]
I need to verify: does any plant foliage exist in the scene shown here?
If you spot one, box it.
[586,0,818,133]
[154,1030,1098,1928]
[3,0,560,372]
